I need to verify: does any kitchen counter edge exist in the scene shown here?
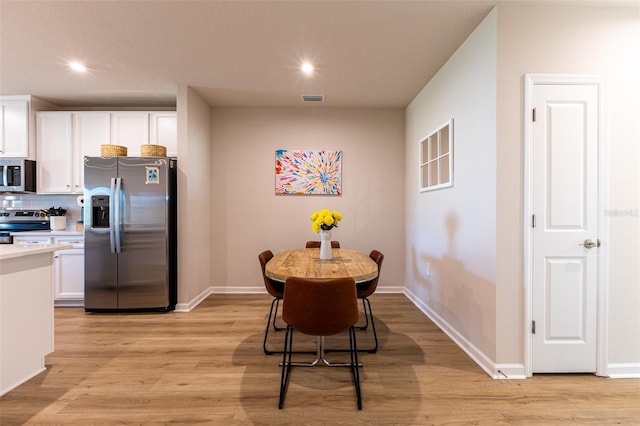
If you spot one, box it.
[9,230,83,237]
[0,244,74,261]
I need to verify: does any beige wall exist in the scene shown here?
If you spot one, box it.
[405,3,639,377]
[497,4,640,368]
[209,107,406,291]
[405,9,498,365]
[176,86,213,308]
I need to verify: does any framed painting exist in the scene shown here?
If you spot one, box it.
[275,149,342,195]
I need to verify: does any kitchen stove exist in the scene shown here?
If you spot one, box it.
[0,208,50,233]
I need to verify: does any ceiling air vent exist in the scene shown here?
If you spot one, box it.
[301,95,324,102]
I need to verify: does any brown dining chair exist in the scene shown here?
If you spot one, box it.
[305,240,341,248]
[355,250,384,353]
[279,276,362,410]
[259,250,285,354]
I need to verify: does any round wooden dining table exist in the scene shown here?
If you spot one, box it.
[265,247,378,368]
[265,248,378,284]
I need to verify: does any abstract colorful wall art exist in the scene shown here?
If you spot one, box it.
[275,150,342,195]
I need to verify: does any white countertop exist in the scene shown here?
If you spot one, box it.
[9,230,83,237]
[0,243,73,261]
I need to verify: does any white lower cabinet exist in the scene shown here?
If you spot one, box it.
[52,237,84,307]
[13,234,85,307]
[12,236,52,246]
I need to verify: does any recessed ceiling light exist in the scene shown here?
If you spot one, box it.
[68,61,87,73]
[300,62,314,76]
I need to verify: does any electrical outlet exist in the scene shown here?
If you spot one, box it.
[426,262,431,277]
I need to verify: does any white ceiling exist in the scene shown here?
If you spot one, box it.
[0,0,632,108]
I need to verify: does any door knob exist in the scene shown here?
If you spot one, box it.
[580,239,598,249]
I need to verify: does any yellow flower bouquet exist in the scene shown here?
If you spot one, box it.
[310,208,343,233]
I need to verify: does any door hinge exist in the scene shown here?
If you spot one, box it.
[531,320,536,334]
[532,214,536,228]
[532,108,537,122]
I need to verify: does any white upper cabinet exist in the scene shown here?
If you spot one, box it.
[0,100,29,157]
[110,111,176,157]
[73,112,111,192]
[37,111,112,194]
[150,112,177,156]
[37,112,74,193]
[111,111,150,156]
[37,110,177,193]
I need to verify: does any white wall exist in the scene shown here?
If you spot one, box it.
[209,107,405,291]
[405,9,498,364]
[496,4,640,372]
[406,3,639,378]
[176,86,212,309]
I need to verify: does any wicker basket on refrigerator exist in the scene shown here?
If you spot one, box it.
[100,144,128,157]
[140,144,167,157]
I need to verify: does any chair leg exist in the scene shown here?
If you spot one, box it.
[278,326,294,409]
[265,299,318,355]
[362,297,378,353]
[272,298,285,331]
[357,298,370,330]
[349,326,363,410]
[330,298,378,354]
[264,297,281,354]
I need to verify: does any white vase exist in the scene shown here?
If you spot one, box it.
[319,229,332,260]
[50,216,66,231]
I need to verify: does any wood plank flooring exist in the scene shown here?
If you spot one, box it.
[1,294,638,425]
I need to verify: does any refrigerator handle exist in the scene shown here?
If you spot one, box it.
[109,178,117,253]
[114,177,122,253]
[1,165,7,186]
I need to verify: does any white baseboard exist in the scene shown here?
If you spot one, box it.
[607,363,640,378]
[403,287,524,380]
[54,300,84,308]
[371,286,405,294]
[494,364,527,380]
[174,286,213,312]
[210,286,265,294]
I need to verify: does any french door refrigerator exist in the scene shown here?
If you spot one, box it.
[84,156,177,312]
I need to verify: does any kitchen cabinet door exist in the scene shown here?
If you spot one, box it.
[111,111,149,156]
[53,248,84,305]
[36,112,74,193]
[73,112,110,193]
[150,112,177,156]
[0,100,29,157]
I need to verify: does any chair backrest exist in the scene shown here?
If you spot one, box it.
[283,277,358,336]
[259,250,284,298]
[357,250,384,298]
[305,240,341,248]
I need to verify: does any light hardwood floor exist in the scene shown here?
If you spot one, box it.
[1,294,638,425]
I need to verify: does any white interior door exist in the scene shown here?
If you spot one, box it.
[531,82,600,373]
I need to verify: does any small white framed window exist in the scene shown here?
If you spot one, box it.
[419,119,453,192]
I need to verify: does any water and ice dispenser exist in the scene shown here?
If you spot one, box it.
[91,196,110,228]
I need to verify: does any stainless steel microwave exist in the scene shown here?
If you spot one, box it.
[0,159,36,193]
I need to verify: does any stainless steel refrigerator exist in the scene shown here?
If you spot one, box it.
[84,156,177,312]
